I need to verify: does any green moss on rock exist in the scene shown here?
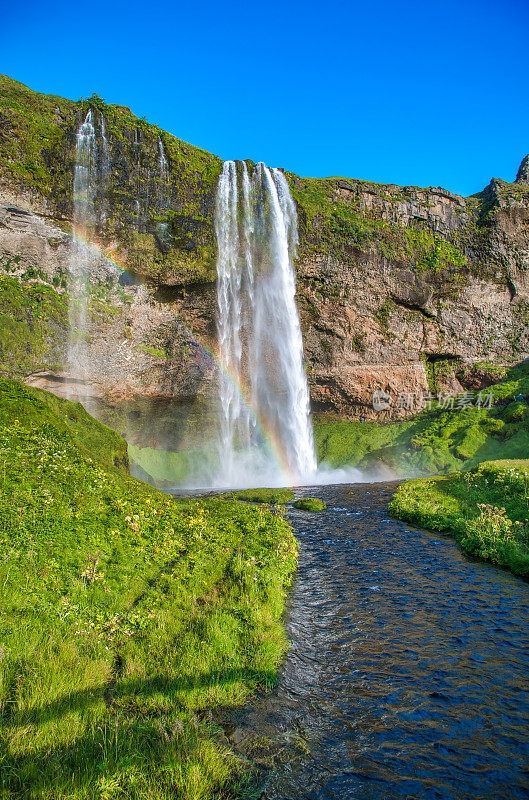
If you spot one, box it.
[0,74,222,285]
[314,361,529,476]
[0,276,67,377]
[286,172,472,281]
[293,497,327,511]
[1,73,525,294]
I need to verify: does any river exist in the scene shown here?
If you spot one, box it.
[223,481,529,799]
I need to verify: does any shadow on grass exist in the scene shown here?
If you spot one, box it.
[1,667,272,796]
[1,666,275,730]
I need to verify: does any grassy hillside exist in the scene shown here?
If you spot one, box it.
[0,378,128,471]
[314,360,529,477]
[389,460,529,578]
[0,380,297,799]
[365,361,529,578]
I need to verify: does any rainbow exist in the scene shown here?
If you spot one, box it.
[212,361,296,486]
[70,225,296,485]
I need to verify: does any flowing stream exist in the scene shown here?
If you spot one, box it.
[223,482,529,799]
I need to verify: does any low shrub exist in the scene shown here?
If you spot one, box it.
[293,497,327,512]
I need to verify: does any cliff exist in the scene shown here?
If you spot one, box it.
[1,73,528,437]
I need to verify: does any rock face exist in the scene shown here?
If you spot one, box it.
[0,197,219,446]
[1,74,528,430]
[516,155,529,184]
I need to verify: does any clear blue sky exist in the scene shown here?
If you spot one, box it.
[1,0,528,196]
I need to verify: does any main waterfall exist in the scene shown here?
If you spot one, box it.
[214,160,317,488]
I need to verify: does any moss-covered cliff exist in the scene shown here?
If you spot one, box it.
[2,73,527,293]
[0,74,222,286]
[1,73,528,423]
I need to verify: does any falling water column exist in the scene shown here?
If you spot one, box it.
[250,164,316,481]
[67,110,97,400]
[214,160,317,487]
[215,161,256,482]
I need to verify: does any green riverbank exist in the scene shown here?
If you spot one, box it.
[0,380,297,799]
[389,460,529,579]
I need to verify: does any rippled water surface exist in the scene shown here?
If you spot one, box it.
[227,482,529,799]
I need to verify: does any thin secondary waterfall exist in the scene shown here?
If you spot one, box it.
[100,116,111,184]
[215,160,317,487]
[67,110,97,399]
[158,138,169,180]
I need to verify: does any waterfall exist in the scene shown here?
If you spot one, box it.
[99,115,111,224]
[101,115,111,181]
[214,160,317,487]
[73,110,96,225]
[158,137,169,180]
[67,109,97,400]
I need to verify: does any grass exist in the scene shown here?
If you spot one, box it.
[0,379,128,472]
[292,498,327,512]
[389,460,529,578]
[314,360,529,477]
[220,488,295,505]
[0,380,297,799]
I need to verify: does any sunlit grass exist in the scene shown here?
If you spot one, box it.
[0,381,297,799]
[314,361,529,476]
[389,459,529,577]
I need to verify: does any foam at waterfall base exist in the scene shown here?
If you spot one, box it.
[174,462,395,492]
